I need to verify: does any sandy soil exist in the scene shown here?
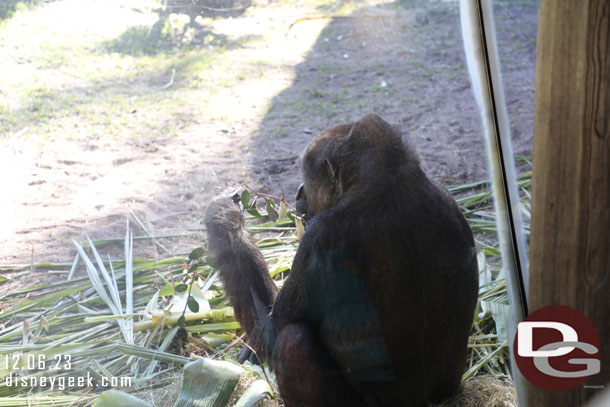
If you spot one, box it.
[0,0,537,280]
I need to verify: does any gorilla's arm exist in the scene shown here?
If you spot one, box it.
[266,217,333,332]
[255,235,313,359]
[205,197,278,361]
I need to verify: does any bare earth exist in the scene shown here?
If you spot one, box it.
[0,0,537,281]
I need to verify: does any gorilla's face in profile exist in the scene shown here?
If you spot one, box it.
[294,124,354,219]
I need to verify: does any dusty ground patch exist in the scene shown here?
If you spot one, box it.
[0,0,536,274]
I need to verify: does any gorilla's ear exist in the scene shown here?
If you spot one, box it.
[323,158,338,184]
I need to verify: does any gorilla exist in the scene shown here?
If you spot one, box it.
[205,114,478,407]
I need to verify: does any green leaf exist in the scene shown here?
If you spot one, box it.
[295,217,305,238]
[177,315,186,328]
[173,358,243,407]
[462,341,507,382]
[240,190,250,208]
[189,263,199,273]
[278,201,288,220]
[159,284,174,297]
[287,211,295,222]
[235,380,273,407]
[246,207,262,218]
[189,247,204,260]
[188,297,200,313]
[185,321,241,333]
[266,202,278,221]
[94,390,152,407]
[175,283,188,293]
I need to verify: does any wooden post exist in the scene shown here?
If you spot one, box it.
[530,0,610,405]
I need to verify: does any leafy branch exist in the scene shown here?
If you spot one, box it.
[240,185,305,238]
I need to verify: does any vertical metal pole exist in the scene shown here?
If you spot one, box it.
[459,0,530,405]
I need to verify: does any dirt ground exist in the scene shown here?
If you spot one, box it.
[0,0,537,278]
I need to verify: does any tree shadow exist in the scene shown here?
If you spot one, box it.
[101,14,232,56]
[102,0,256,56]
[165,0,252,21]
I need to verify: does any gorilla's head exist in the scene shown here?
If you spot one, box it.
[295,114,412,219]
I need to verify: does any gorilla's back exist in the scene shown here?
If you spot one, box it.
[309,166,479,405]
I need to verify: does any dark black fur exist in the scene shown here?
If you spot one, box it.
[205,114,478,407]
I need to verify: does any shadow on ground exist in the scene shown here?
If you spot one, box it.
[248,0,537,201]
